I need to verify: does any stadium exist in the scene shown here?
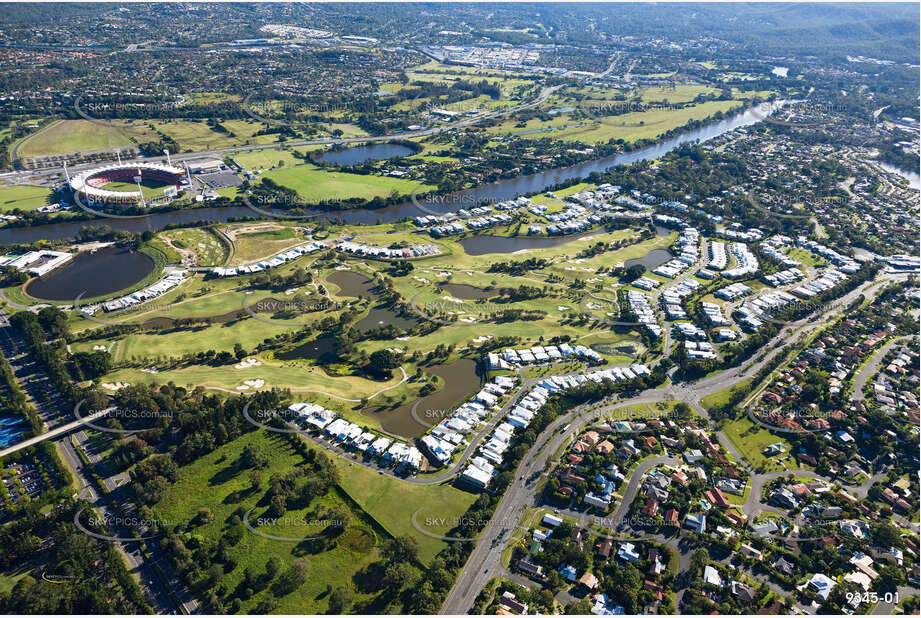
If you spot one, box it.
[68,162,187,206]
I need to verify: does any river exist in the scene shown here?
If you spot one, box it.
[0,102,782,246]
[876,161,921,190]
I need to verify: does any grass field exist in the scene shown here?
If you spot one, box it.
[101,179,173,200]
[488,99,744,144]
[148,119,281,152]
[333,454,478,562]
[228,225,303,265]
[261,165,433,204]
[0,184,52,212]
[700,379,752,410]
[16,119,135,157]
[232,146,324,172]
[151,430,382,614]
[106,360,405,399]
[721,416,791,472]
[155,227,228,266]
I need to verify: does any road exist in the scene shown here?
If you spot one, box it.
[851,335,911,402]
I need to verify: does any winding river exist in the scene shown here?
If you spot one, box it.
[0,102,781,246]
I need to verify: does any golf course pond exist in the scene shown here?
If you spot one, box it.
[326,270,377,298]
[624,248,673,271]
[438,282,496,300]
[363,357,481,439]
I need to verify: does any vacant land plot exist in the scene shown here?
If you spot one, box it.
[334,455,478,562]
[229,226,302,265]
[17,119,135,157]
[148,119,280,152]
[157,227,228,266]
[722,416,791,472]
[0,184,52,212]
[700,378,752,410]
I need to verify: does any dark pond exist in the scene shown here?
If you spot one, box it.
[354,305,418,333]
[363,358,481,439]
[327,270,376,298]
[438,282,495,300]
[275,334,339,363]
[624,248,673,270]
[0,102,782,246]
[316,143,415,165]
[24,246,155,301]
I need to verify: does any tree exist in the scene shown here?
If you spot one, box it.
[248,469,263,490]
[242,444,269,469]
[368,349,400,375]
[234,343,247,360]
[381,535,419,564]
[327,586,353,614]
[265,557,283,580]
[382,561,414,591]
[197,507,214,524]
[270,494,287,518]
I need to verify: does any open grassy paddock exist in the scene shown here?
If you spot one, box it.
[0,184,53,212]
[260,165,434,204]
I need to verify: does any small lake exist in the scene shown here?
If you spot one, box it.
[327,270,376,298]
[275,333,339,363]
[771,66,789,78]
[459,233,595,256]
[438,283,495,300]
[316,143,415,165]
[624,248,673,270]
[354,305,418,333]
[24,246,155,301]
[363,358,481,439]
